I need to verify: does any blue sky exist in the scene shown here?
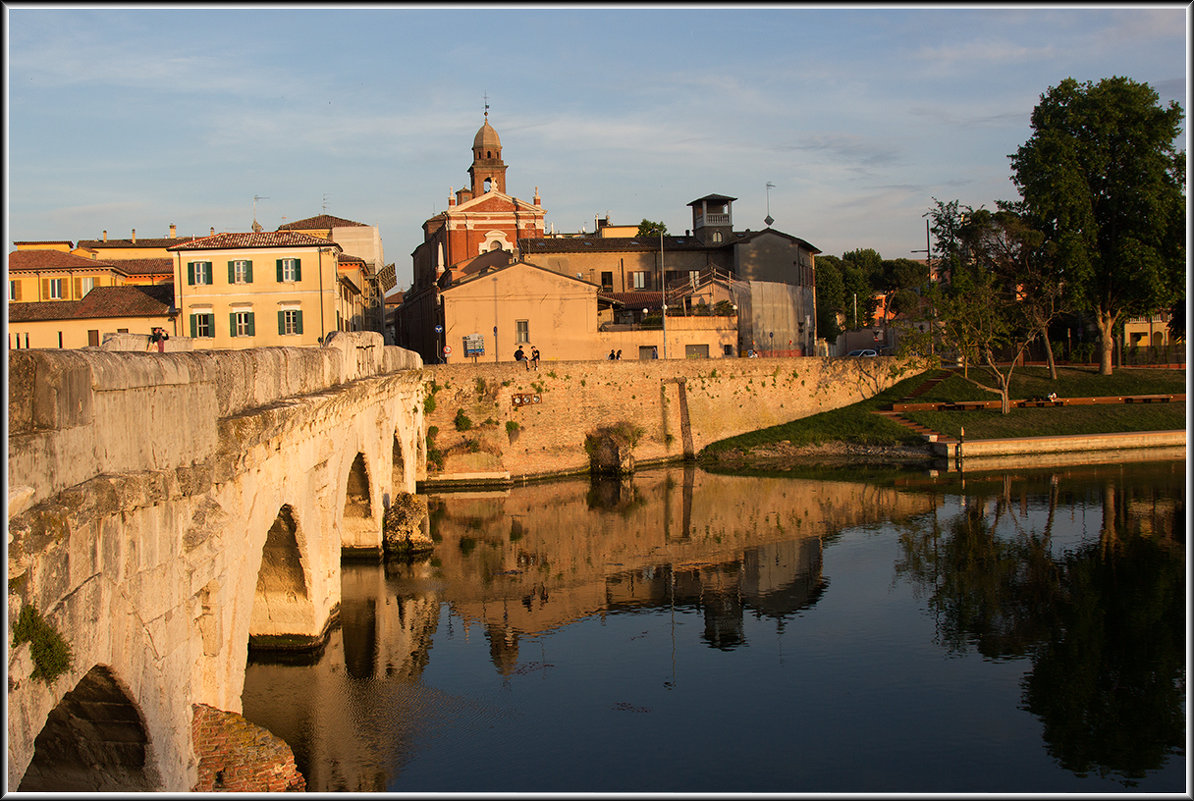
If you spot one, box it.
[6,5,1187,293]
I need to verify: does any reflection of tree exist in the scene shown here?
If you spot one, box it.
[895,498,1062,659]
[1023,533,1185,783]
[895,473,1185,783]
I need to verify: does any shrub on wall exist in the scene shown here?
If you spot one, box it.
[454,408,473,431]
[12,605,72,684]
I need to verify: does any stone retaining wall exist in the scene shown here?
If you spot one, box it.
[421,355,920,483]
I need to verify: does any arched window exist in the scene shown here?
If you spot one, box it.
[483,178,493,192]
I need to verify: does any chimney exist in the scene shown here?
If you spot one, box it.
[534,186,541,206]
[102,230,108,242]
[448,187,456,207]
[131,228,136,244]
[169,223,177,238]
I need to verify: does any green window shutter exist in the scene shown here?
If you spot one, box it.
[278,310,286,335]
[190,314,197,338]
[187,262,195,286]
[247,312,255,336]
[230,313,238,337]
[293,258,301,281]
[206,314,215,336]
[295,310,303,335]
[245,260,253,283]
[228,261,236,283]
[276,259,283,282]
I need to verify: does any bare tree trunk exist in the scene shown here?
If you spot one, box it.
[1042,334,1058,380]
[1096,308,1117,375]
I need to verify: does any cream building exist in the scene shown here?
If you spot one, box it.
[439,259,736,363]
[168,231,344,349]
[8,284,175,350]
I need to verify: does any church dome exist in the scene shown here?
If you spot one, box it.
[473,118,501,152]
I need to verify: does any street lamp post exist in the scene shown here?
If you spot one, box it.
[660,231,667,359]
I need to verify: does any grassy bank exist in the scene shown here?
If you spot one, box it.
[905,402,1185,440]
[701,375,928,455]
[700,365,1187,458]
[915,365,1185,403]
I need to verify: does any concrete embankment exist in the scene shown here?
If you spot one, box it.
[931,430,1186,471]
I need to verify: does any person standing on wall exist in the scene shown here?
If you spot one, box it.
[148,327,169,353]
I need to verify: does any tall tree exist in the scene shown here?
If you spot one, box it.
[1010,77,1185,375]
[813,255,845,343]
[929,200,1058,412]
[636,219,668,237]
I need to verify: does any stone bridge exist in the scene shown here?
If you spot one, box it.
[6,335,916,791]
[7,332,425,792]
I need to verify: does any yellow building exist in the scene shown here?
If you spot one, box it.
[278,214,391,333]
[8,250,126,303]
[8,284,175,349]
[168,231,343,349]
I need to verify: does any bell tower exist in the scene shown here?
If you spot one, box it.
[469,103,507,196]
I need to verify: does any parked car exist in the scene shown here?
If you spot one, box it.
[847,348,878,357]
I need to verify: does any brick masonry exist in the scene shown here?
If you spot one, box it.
[191,703,305,792]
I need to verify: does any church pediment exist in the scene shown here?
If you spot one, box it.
[453,191,540,214]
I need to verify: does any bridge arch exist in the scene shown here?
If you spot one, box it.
[342,451,377,552]
[249,504,315,645]
[19,664,160,792]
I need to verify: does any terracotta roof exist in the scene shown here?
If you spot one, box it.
[7,300,82,322]
[600,291,664,310]
[8,250,120,272]
[167,232,337,251]
[77,237,187,249]
[277,214,367,230]
[110,258,173,276]
[688,193,738,206]
[337,254,366,265]
[519,235,710,254]
[13,240,74,247]
[8,284,174,322]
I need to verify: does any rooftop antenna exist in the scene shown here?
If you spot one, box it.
[764,182,775,227]
[252,195,269,232]
[322,193,329,213]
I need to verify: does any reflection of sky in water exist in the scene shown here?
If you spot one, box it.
[243,461,1185,794]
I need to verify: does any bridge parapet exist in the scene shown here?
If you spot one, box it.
[8,333,422,515]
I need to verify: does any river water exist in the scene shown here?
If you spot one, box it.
[242,459,1186,793]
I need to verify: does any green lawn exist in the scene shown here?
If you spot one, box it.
[915,365,1186,403]
[700,365,1187,456]
[702,375,929,454]
[905,402,1186,440]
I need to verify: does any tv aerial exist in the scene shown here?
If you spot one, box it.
[764,182,775,227]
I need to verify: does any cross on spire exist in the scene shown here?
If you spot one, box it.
[483,92,489,119]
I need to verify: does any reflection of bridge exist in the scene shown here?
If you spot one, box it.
[7,338,912,791]
[7,333,424,791]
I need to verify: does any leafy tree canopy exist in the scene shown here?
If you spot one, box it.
[636,219,668,237]
[1009,76,1185,374]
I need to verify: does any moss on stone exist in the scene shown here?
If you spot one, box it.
[12,605,73,684]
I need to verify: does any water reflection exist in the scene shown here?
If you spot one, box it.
[893,462,1186,784]
[242,460,1185,792]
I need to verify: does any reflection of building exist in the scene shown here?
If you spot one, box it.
[426,467,936,674]
[603,538,825,650]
